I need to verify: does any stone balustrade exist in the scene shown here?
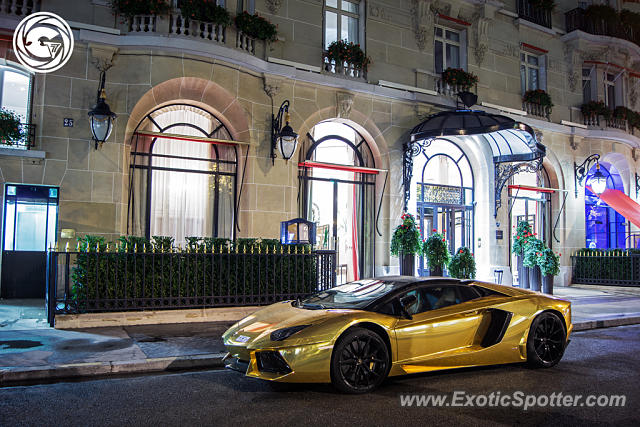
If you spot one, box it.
[434,78,466,98]
[523,101,551,120]
[0,0,39,17]
[322,53,367,80]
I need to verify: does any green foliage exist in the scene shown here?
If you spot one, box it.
[234,11,277,41]
[512,221,534,255]
[537,247,560,276]
[573,248,639,283]
[581,100,612,120]
[110,0,171,17]
[0,107,24,146]
[326,40,371,71]
[523,237,545,268]
[178,0,231,25]
[390,213,422,256]
[448,247,476,279]
[70,235,316,311]
[612,106,640,130]
[441,68,478,90]
[423,232,451,270]
[523,89,553,112]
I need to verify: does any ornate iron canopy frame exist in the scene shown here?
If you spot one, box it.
[494,158,543,217]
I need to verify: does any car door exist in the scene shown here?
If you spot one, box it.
[393,284,495,368]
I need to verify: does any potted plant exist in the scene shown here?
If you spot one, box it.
[581,100,611,125]
[512,221,533,288]
[523,89,553,116]
[326,40,371,73]
[110,0,171,19]
[523,237,545,292]
[390,213,422,276]
[448,247,476,279]
[178,0,231,26]
[0,108,23,146]
[537,248,560,294]
[423,230,451,277]
[234,11,278,42]
[441,67,478,91]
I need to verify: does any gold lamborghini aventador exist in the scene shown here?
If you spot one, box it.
[222,277,572,393]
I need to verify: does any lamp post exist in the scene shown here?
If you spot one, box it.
[574,154,604,197]
[88,71,117,150]
[271,100,298,165]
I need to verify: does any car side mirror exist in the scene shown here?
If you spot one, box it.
[399,294,417,320]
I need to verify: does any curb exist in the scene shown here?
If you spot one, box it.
[0,353,226,387]
[572,316,640,331]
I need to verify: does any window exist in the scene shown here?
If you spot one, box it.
[434,25,461,73]
[324,0,361,49]
[520,52,540,93]
[582,67,593,103]
[0,64,31,124]
[236,0,254,14]
[605,72,616,109]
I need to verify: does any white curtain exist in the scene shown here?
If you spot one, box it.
[150,109,213,246]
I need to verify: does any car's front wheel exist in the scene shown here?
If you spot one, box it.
[330,327,389,394]
[527,311,567,368]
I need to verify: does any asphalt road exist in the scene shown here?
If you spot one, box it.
[1,325,639,427]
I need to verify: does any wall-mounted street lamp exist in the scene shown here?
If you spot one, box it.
[88,71,117,150]
[574,154,606,197]
[271,100,298,165]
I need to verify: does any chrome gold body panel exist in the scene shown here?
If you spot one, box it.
[222,281,572,383]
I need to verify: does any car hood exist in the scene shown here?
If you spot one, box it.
[223,301,357,349]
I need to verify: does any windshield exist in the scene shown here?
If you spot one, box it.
[298,279,398,310]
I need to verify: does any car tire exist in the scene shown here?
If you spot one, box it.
[526,311,567,368]
[330,327,390,394]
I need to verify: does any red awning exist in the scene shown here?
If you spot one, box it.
[588,187,640,228]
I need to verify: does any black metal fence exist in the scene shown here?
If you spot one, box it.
[517,0,552,29]
[565,8,638,46]
[571,250,640,286]
[46,247,336,326]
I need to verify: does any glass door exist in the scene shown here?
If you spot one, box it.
[1,184,59,298]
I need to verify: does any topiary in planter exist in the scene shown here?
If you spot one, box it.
[537,247,560,276]
[581,100,612,120]
[423,231,451,274]
[512,220,534,255]
[523,89,553,114]
[523,237,545,268]
[441,67,478,91]
[448,247,476,279]
[390,213,422,257]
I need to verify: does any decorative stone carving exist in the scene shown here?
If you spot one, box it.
[630,85,638,110]
[632,148,638,162]
[411,0,434,51]
[263,75,283,98]
[430,0,451,16]
[503,43,519,58]
[89,44,118,72]
[336,91,354,118]
[264,0,283,14]
[568,72,579,93]
[474,17,489,67]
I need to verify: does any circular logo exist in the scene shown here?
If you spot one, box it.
[12,12,74,74]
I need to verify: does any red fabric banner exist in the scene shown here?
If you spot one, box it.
[588,187,640,228]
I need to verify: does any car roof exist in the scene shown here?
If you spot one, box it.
[370,276,473,290]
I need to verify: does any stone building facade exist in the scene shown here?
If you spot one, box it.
[0,0,639,289]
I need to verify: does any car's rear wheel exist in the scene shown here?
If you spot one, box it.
[526,312,567,368]
[330,327,389,394]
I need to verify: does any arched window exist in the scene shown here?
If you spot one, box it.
[301,121,375,283]
[411,139,474,275]
[585,163,626,249]
[127,104,237,244]
[0,64,32,148]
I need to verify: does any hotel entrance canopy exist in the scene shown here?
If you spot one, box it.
[404,110,547,216]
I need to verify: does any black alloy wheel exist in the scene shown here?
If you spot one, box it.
[526,312,567,368]
[330,327,389,394]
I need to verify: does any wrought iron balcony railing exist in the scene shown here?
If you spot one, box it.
[517,0,552,29]
[565,7,638,48]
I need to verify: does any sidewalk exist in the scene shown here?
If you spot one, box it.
[2,284,640,386]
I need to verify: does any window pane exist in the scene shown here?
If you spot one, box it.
[435,40,443,73]
[528,55,538,66]
[325,11,338,48]
[15,203,47,251]
[435,26,442,37]
[520,64,526,94]
[342,0,358,13]
[2,70,30,122]
[520,53,525,62]
[4,200,15,250]
[583,80,591,103]
[445,30,459,42]
[446,44,459,69]
[582,68,591,77]
[341,15,358,44]
[326,0,338,7]
[607,85,615,108]
[529,68,538,90]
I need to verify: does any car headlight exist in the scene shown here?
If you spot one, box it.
[270,325,311,341]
